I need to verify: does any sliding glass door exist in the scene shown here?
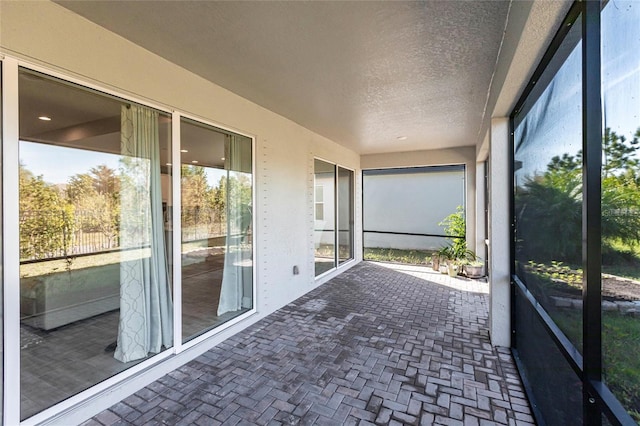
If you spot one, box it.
[314,159,354,276]
[18,69,173,419]
[314,160,336,276]
[180,118,253,342]
[337,167,354,265]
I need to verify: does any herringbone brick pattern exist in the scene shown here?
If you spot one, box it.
[85,262,534,425]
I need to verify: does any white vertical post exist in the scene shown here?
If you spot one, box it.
[465,162,477,253]
[171,111,182,353]
[475,161,487,260]
[3,57,21,426]
[488,117,511,347]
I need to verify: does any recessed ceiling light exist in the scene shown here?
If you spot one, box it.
[38,116,52,121]
[221,157,226,161]
[166,163,172,166]
[191,160,198,164]
[180,149,188,153]
[397,136,407,141]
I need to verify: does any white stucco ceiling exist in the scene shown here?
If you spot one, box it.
[55,1,564,155]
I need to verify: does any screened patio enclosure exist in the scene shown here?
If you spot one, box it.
[362,166,466,260]
[3,0,638,425]
[511,1,640,424]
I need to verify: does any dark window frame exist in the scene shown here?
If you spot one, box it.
[509,1,635,425]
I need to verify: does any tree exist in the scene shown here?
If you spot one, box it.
[66,165,121,248]
[516,126,640,263]
[90,164,120,196]
[181,165,215,237]
[20,164,75,259]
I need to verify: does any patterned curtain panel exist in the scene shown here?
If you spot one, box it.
[116,104,173,363]
[218,135,252,316]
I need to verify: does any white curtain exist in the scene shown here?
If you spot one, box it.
[218,135,252,316]
[115,105,173,363]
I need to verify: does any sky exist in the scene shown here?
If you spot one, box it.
[20,140,230,190]
[515,1,640,182]
[20,141,122,185]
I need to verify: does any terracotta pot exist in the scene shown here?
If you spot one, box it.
[432,255,440,271]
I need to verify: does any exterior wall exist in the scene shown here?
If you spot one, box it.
[361,147,477,252]
[0,1,361,424]
[363,169,465,251]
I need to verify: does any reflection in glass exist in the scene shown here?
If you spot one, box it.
[513,16,583,351]
[18,70,173,419]
[337,167,353,264]
[180,119,253,342]
[314,160,336,275]
[601,1,640,420]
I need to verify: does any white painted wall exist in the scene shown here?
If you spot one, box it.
[361,147,477,252]
[363,169,465,250]
[0,1,362,424]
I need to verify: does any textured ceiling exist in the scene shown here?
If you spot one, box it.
[57,1,512,154]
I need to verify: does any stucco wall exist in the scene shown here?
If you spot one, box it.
[363,169,465,251]
[0,1,361,423]
[2,0,362,312]
[361,147,477,251]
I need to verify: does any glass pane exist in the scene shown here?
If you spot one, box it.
[314,159,335,275]
[337,167,353,264]
[514,287,583,424]
[601,1,640,421]
[181,119,253,342]
[513,16,583,351]
[18,70,173,419]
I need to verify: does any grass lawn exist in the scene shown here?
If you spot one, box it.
[20,249,149,278]
[554,309,640,422]
[364,247,434,265]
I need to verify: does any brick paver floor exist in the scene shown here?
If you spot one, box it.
[85,262,535,426]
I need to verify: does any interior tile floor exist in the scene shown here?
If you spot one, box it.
[83,261,534,426]
[21,249,240,420]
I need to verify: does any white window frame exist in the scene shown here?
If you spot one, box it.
[313,157,356,279]
[1,57,257,425]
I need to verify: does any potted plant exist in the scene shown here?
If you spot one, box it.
[447,260,460,277]
[436,246,452,274]
[438,206,477,277]
[464,259,485,278]
[429,252,440,271]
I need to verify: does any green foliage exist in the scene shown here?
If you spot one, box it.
[553,309,640,421]
[517,129,640,416]
[20,155,252,259]
[438,206,475,264]
[439,205,466,239]
[525,260,583,288]
[364,248,434,265]
[67,166,120,243]
[516,127,640,263]
[181,165,217,228]
[19,164,75,260]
